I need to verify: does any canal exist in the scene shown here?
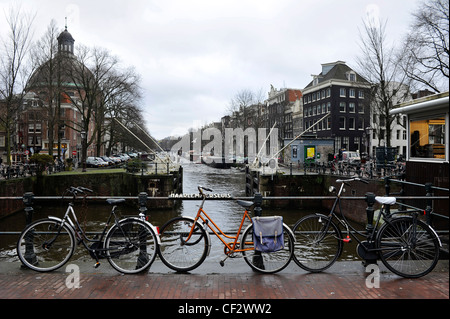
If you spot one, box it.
[0,162,359,266]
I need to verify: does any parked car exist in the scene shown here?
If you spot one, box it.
[86,157,102,168]
[110,155,123,163]
[340,151,361,165]
[101,156,115,166]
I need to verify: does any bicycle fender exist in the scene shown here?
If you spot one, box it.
[47,216,77,240]
[181,216,212,257]
[424,223,442,247]
[283,223,296,242]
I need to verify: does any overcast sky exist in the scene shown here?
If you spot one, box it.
[1,0,420,140]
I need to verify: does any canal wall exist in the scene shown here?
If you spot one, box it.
[0,168,183,218]
[246,168,396,224]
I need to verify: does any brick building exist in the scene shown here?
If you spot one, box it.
[302,61,371,154]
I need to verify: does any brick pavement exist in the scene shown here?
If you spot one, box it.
[0,260,448,300]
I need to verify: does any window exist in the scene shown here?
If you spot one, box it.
[327,102,331,112]
[359,91,364,99]
[358,103,364,114]
[339,117,346,130]
[410,117,445,159]
[28,135,42,146]
[339,102,346,112]
[340,88,346,97]
[349,117,355,130]
[349,89,355,98]
[326,88,331,97]
[349,102,355,113]
[358,118,364,130]
[28,123,41,134]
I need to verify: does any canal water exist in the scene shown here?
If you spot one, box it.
[0,162,358,265]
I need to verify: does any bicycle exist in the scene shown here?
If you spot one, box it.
[158,186,295,273]
[17,186,160,274]
[292,178,441,278]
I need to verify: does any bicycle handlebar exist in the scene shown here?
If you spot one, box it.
[198,185,213,193]
[68,186,94,195]
[336,177,369,185]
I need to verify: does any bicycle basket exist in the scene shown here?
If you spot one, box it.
[252,216,284,252]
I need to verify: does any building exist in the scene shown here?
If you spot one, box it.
[264,85,302,141]
[390,91,448,227]
[302,61,371,154]
[19,26,96,163]
[369,81,412,158]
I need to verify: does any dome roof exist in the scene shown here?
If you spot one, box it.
[57,27,75,44]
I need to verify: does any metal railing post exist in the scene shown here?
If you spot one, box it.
[365,192,376,232]
[22,192,37,266]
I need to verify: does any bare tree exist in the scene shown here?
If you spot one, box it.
[227,88,264,130]
[0,5,35,164]
[356,17,411,147]
[95,62,142,156]
[27,20,62,158]
[104,68,143,155]
[399,0,449,92]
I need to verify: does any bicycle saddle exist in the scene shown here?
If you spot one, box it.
[375,196,396,205]
[106,199,126,205]
[237,200,254,208]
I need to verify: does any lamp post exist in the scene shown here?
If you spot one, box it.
[81,130,86,172]
[365,126,373,158]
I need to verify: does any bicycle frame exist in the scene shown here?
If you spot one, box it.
[187,196,254,255]
[324,179,442,256]
[48,200,120,252]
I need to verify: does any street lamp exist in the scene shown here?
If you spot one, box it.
[81,130,86,172]
[365,126,373,158]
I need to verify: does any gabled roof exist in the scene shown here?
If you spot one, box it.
[304,61,369,89]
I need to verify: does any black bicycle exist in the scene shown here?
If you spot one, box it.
[292,178,441,278]
[17,186,159,274]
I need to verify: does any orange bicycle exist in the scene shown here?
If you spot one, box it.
[158,186,295,273]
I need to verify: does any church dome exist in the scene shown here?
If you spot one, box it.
[26,27,93,93]
[57,27,75,55]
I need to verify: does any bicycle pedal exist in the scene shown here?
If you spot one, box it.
[343,236,351,243]
[219,260,225,267]
[94,262,101,268]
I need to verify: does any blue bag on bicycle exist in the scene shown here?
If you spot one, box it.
[252,216,284,252]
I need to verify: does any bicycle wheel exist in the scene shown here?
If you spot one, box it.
[292,214,343,272]
[158,217,208,272]
[105,219,157,274]
[17,219,75,272]
[377,216,440,278]
[241,224,294,273]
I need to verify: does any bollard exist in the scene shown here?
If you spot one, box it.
[424,183,433,225]
[138,192,148,217]
[137,192,150,268]
[22,192,37,266]
[253,193,263,217]
[23,192,35,226]
[252,193,263,270]
[362,192,377,266]
[365,192,376,232]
